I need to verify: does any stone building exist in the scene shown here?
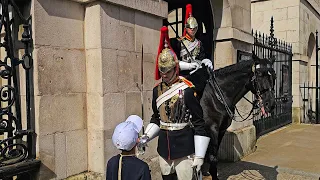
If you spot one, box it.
[1,0,301,179]
[251,0,319,124]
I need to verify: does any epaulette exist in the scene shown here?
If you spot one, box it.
[180,76,194,88]
[154,81,161,87]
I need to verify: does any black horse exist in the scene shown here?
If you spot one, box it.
[200,55,276,179]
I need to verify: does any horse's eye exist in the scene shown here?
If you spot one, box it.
[268,71,271,75]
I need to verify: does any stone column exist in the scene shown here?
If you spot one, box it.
[32,0,87,179]
[85,0,167,177]
[211,0,256,161]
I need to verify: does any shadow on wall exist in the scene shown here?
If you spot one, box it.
[36,163,57,180]
[217,161,279,180]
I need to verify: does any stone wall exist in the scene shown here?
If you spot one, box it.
[85,1,166,176]
[33,0,87,179]
[32,0,167,179]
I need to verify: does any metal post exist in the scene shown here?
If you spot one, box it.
[316,31,319,123]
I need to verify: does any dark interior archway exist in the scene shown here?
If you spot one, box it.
[163,0,214,60]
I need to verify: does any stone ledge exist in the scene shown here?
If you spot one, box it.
[218,125,257,162]
[70,0,168,18]
[66,171,104,180]
[214,27,254,44]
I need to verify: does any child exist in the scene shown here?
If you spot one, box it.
[106,115,151,180]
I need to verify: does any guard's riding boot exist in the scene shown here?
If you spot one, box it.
[162,173,178,180]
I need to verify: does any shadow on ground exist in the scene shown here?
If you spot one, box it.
[217,161,278,180]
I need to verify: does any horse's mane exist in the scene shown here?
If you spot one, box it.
[214,60,254,77]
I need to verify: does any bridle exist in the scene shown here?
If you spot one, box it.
[207,61,275,122]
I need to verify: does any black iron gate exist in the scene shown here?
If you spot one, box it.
[300,30,320,124]
[252,17,293,136]
[0,0,40,179]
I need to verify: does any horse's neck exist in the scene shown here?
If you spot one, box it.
[217,71,251,107]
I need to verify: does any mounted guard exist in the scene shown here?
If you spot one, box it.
[176,4,213,98]
[139,26,210,180]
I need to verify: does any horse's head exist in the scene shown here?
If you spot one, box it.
[249,54,276,114]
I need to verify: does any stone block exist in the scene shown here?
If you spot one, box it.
[33,0,84,49]
[288,6,299,19]
[229,94,254,131]
[292,83,301,96]
[273,8,288,21]
[103,93,126,130]
[125,91,143,118]
[214,41,234,68]
[100,3,135,51]
[143,90,154,121]
[135,11,162,54]
[88,130,105,174]
[273,0,299,9]
[275,31,287,40]
[262,10,274,23]
[35,47,86,96]
[235,0,251,11]
[104,137,121,164]
[66,129,88,177]
[95,0,168,18]
[38,134,56,179]
[55,133,67,179]
[143,59,157,91]
[86,49,103,95]
[286,30,299,43]
[251,11,264,29]
[85,3,102,49]
[102,49,141,93]
[243,9,251,33]
[231,6,244,31]
[218,125,256,162]
[254,0,273,12]
[292,95,301,108]
[220,6,232,28]
[38,94,86,135]
[87,93,104,130]
[292,107,301,123]
[119,5,135,28]
[273,20,288,32]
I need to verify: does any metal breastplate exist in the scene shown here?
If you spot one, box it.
[180,38,200,63]
[158,82,191,124]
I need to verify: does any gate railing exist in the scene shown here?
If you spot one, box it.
[252,17,293,136]
[0,0,40,179]
[300,82,319,124]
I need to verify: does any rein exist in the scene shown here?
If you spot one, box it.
[206,62,271,122]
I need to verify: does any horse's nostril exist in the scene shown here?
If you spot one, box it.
[265,102,269,106]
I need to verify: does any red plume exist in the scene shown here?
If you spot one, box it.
[155,26,179,80]
[183,4,193,36]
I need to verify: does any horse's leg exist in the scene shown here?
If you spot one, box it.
[217,117,231,146]
[207,124,219,180]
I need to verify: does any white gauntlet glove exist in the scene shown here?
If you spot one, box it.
[138,123,160,146]
[191,135,210,172]
[201,59,213,70]
[191,157,204,172]
[179,61,200,71]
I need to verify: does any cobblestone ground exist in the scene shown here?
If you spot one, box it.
[147,158,320,180]
[146,125,320,180]
[214,161,319,180]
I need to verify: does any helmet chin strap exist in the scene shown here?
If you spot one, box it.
[163,70,178,85]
